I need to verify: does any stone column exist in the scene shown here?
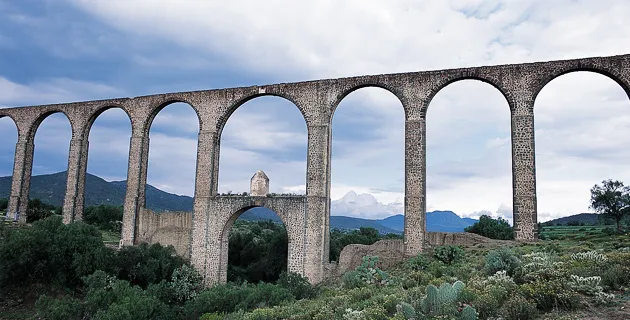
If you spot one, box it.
[304,124,330,284]
[121,133,150,246]
[62,137,89,223]
[7,136,34,223]
[404,117,427,255]
[190,129,218,276]
[511,97,538,241]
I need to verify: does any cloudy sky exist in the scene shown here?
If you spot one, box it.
[1,0,630,222]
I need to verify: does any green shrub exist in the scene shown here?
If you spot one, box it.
[83,205,123,232]
[115,242,185,288]
[342,270,366,289]
[484,247,521,276]
[464,215,514,240]
[433,245,465,265]
[353,255,393,286]
[168,264,204,303]
[277,271,316,300]
[501,294,538,320]
[407,253,430,271]
[0,216,115,288]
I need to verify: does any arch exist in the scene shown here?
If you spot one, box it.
[84,107,132,202]
[331,83,405,117]
[0,116,18,213]
[533,67,630,106]
[217,92,307,136]
[329,86,405,259]
[29,111,73,218]
[217,95,308,195]
[533,70,630,222]
[27,110,74,141]
[425,79,512,226]
[423,75,513,115]
[144,99,202,135]
[219,205,291,283]
[145,101,200,209]
[83,104,133,139]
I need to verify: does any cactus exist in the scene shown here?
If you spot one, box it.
[396,302,417,319]
[419,280,476,319]
[459,305,477,320]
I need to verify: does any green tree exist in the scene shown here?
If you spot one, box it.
[590,179,630,233]
[84,204,124,232]
[0,198,7,212]
[26,198,62,223]
[464,215,514,240]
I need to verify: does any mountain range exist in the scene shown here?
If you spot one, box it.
[0,171,480,233]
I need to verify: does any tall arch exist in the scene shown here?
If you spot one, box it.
[425,79,512,229]
[0,116,18,216]
[145,102,200,212]
[533,71,630,223]
[82,107,132,233]
[28,112,73,221]
[329,86,405,260]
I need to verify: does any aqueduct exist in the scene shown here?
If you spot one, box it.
[2,54,630,286]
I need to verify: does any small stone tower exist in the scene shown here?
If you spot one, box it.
[250,170,269,196]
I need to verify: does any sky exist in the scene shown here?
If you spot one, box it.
[1,0,630,223]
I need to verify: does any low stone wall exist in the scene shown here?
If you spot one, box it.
[333,232,506,277]
[135,208,193,259]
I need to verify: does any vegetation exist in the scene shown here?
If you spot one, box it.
[590,179,630,232]
[464,215,514,240]
[3,179,630,319]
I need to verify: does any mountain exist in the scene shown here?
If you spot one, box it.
[0,171,193,212]
[0,171,477,233]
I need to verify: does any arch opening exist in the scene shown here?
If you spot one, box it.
[534,71,630,227]
[329,87,405,262]
[83,107,132,237]
[0,116,18,217]
[426,79,512,233]
[217,96,307,196]
[145,102,199,212]
[224,206,289,284]
[28,112,72,222]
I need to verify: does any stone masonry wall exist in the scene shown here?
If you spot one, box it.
[2,54,630,287]
[135,208,193,258]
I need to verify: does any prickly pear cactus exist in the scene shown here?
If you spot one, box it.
[395,302,417,320]
[419,280,477,319]
[459,305,477,320]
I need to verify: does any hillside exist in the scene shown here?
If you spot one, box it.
[543,213,610,226]
[0,171,193,212]
[0,171,477,233]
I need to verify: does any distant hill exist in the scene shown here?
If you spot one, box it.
[0,171,192,212]
[543,213,605,226]
[0,171,478,233]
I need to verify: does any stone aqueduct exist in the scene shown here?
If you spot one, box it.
[2,54,630,286]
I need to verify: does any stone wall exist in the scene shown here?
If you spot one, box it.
[333,232,512,276]
[135,208,193,259]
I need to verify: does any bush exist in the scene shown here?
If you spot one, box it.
[407,254,430,271]
[83,205,123,232]
[484,247,521,276]
[464,215,514,240]
[501,294,538,320]
[277,271,316,300]
[115,242,185,288]
[433,245,465,265]
[0,216,114,288]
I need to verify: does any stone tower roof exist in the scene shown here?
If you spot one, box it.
[251,170,269,181]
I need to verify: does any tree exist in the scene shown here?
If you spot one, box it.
[464,215,514,240]
[590,179,630,233]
